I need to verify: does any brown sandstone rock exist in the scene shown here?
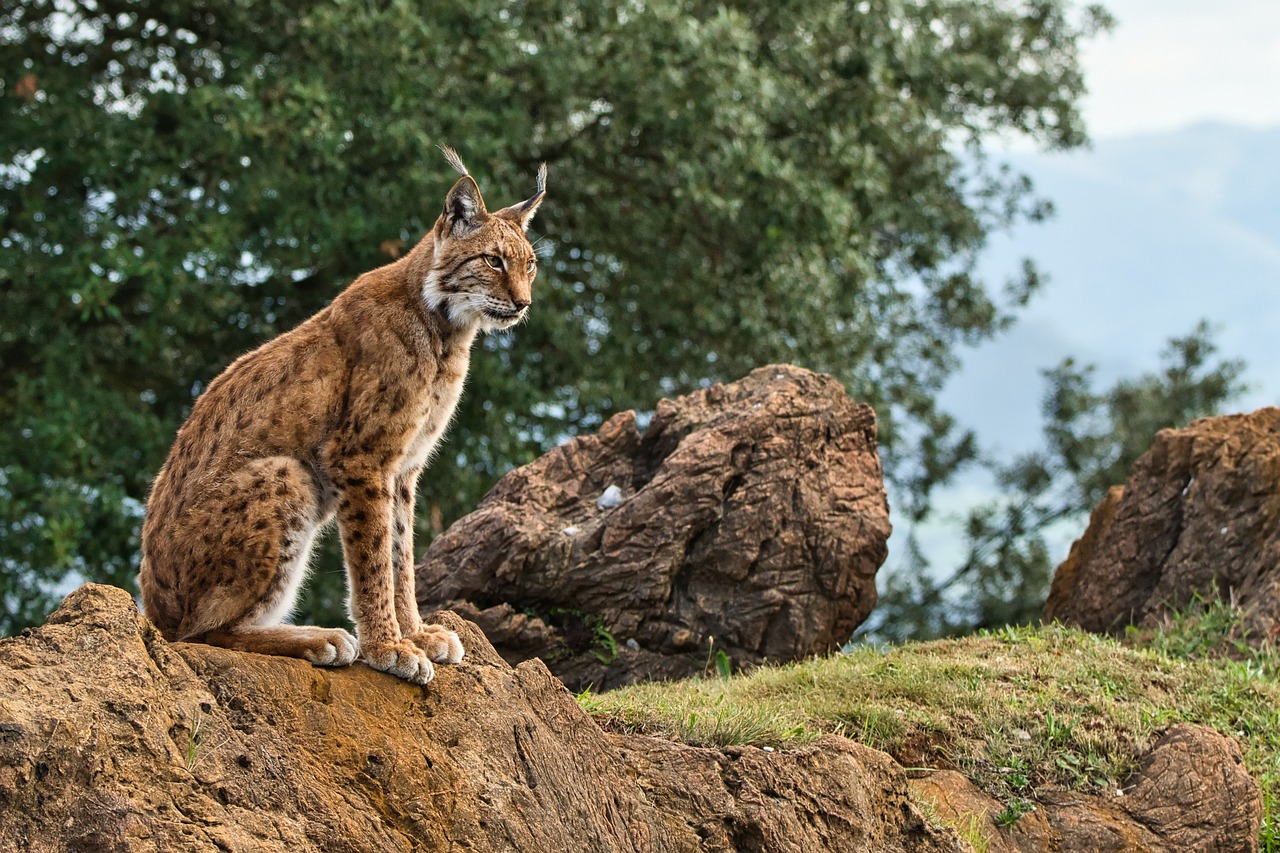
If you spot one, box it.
[1045,408,1280,637]
[1123,724,1261,852]
[0,584,954,853]
[911,725,1260,853]
[416,364,890,691]
[908,769,1052,853]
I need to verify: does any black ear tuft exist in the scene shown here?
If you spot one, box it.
[494,163,548,232]
[444,176,486,237]
[439,144,469,178]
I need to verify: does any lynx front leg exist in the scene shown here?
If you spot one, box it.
[393,468,464,665]
[391,468,425,636]
[337,470,435,685]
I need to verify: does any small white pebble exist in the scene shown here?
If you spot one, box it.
[562,525,580,536]
[625,639,640,652]
[597,484,623,509]
[1220,527,1229,535]
[762,746,775,753]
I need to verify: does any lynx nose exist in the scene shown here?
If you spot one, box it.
[512,298,531,311]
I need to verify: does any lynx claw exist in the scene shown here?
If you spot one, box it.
[361,639,435,685]
[408,625,465,664]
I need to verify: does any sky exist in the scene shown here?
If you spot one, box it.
[907,0,1280,573]
[978,0,1280,414]
[945,0,1280,432]
[1081,0,1280,138]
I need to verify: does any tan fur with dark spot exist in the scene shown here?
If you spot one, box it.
[138,150,545,685]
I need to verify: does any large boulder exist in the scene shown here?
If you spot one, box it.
[416,365,890,690]
[1045,408,1280,636]
[0,584,954,852]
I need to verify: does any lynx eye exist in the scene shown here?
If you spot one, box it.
[482,254,504,271]
[526,259,536,273]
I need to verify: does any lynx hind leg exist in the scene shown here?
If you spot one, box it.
[407,624,465,664]
[200,624,359,667]
[180,456,355,668]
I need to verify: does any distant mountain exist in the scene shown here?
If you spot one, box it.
[940,122,1280,455]
[1096,123,1280,242]
[904,123,1280,575]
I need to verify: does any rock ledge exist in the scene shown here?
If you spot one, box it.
[0,585,949,853]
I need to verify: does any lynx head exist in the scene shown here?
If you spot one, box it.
[423,147,547,332]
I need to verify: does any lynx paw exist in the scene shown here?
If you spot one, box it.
[408,625,465,664]
[361,639,435,685]
[302,629,359,667]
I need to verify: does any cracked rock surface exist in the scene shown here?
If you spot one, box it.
[1046,408,1280,638]
[416,364,890,691]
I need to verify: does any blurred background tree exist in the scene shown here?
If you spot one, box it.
[1,0,1130,633]
[862,322,1249,643]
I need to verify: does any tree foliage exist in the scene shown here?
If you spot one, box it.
[1,0,1111,632]
[864,322,1250,643]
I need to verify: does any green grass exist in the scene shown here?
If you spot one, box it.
[915,798,992,852]
[580,598,1280,848]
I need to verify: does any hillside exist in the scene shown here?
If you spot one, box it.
[5,373,1277,851]
[589,600,1275,850]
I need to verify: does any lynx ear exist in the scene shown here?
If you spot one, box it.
[443,175,487,238]
[495,162,548,232]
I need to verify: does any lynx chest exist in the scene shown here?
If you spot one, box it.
[398,349,471,475]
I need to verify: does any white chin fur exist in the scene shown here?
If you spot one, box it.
[479,312,525,332]
[423,273,525,331]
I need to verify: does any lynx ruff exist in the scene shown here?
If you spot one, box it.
[138,148,546,685]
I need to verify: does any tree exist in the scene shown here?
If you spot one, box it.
[863,322,1250,643]
[0,0,1112,633]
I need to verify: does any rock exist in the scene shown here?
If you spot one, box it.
[1123,724,1261,851]
[0,584,955,853]
[1044,408,1280,637]
[416,365,890,691]
[909,770,1055,853]
[911,725,1260,853]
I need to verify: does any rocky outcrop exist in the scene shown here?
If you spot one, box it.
[0,584,953,853]
[1045,408,1280,637]
[911,724,1261,852]
[416,365,890,690]
[0,586,1262,852]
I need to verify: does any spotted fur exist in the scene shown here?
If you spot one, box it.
[138,150,546,685]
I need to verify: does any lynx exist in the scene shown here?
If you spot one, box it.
[138,148,545,685]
